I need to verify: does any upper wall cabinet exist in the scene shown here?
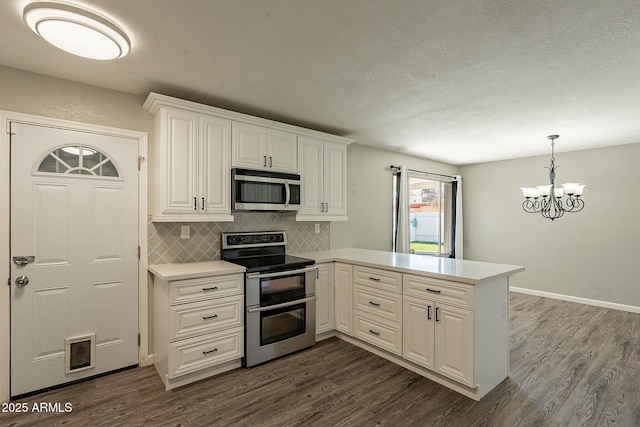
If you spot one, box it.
[297,136,348,221]
[144,93,353,222]
[232,123,297,173]
[147,106,233,222]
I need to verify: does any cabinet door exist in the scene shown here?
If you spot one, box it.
[403,296,434,369]
[232,122,267,169]
[297,136,324,215]
[334,263,353,335]
[324,142,347,216]
[199,115,231,214]
[267,129,297,173]
[315,263,334,334]
[161,108,198,213]
[434,303,474,386]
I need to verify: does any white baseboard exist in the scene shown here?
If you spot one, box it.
[510,286,640,314]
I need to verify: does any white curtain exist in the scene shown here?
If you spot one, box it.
[453,175,463,259]
[395,165,410,253]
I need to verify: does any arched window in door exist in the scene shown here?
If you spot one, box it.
[36,145,120,178]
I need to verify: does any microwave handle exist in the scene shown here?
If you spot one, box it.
[284,182,290,207]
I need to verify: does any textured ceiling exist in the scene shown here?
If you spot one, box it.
[1,0,639,165]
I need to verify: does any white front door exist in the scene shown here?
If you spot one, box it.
[10,122,139,397]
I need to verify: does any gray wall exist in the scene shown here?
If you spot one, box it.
[0,65,152,132]
[461,143,640,307]
[331,143,459,250]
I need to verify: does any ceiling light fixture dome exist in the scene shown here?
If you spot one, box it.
[23,2,131,60]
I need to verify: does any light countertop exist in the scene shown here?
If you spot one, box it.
[291,248,524,285]
[148,260,246,281]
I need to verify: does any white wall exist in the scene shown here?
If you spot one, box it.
[331,143,459,250]
[461,143,640,308]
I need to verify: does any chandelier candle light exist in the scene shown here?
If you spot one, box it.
[521,135,585,221]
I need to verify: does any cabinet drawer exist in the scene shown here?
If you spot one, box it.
[168,326,243,379]
[353,284,401,323]
[169,274,244,305]
[169,295,243,341]
[403,274,473,310]
[353,265,402,293]
[353,315,402,356]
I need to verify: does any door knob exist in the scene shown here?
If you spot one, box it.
[15,276,29,287]
[13,256,35,266]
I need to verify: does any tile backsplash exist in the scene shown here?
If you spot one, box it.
[148,213,330,265]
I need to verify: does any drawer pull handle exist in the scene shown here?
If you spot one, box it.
[368,277,381,282]
[435,307,440,322]
[368,301,380,307]
[426,288,442,294]
[202,286,218,291]
[202,314,218,320]
[427,305,432,320]
[368,329,381,336]
[202,348,218,355]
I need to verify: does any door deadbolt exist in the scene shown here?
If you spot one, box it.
[15,276,29,287]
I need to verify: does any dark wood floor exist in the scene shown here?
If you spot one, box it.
[2,292,639,427]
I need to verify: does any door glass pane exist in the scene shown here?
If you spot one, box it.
[37,146,120,178]
[408,177,452,256]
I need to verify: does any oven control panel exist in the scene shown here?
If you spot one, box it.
[222,231,286,249]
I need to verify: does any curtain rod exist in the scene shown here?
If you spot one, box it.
[389,165,456,180]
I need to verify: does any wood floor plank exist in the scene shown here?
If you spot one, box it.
[1,292,639,427]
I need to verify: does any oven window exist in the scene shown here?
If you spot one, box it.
[260,303,306,346]
[237,181,286,204]
[260,274,305,305]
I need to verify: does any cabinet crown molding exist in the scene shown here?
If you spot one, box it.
[144,93,354,146]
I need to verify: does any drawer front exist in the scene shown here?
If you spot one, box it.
[353,315,402,355]
[403,274,473,310]
[353,265,402,293]
[170,274,244,305]
[170,295,243,341]
[168,326,243,379]
[353,284,401,323]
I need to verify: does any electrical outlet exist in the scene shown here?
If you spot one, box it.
[314,223,320,234]
[180,225,190,239]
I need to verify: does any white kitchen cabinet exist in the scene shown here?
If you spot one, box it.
[232,122,297,173]
[403,295,473,386]
[352,265,403,355]
[403,274,475,387]
[146,105,233,222]
[152,269,245,390]
[334,263,353,335]
[297,136,348,221]
[315,263,334,336]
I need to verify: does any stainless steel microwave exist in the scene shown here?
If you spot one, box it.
[231,168,301,211]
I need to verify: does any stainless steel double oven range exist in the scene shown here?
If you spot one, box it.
[221,231,316,367]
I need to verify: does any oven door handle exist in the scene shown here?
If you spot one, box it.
[246,295,316,313]
[246,266,317,279]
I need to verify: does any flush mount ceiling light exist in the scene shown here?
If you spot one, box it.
[23,2,130,60]
[521,135,586,221]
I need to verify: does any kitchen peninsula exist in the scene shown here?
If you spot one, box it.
[294,248,524,400]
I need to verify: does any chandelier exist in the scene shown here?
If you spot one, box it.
[520,135,585,221]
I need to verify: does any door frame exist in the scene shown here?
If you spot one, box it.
[0,111,150,402]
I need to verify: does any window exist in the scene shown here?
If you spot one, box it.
[408,175,452,256]
[37,145,120,178]
[393,168,460,258]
